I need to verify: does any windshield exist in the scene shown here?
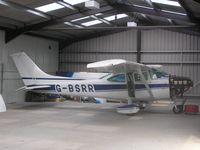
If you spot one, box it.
[149,68,168,79]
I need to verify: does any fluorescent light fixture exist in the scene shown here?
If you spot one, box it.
[81,20,102,26]
[71,16,90,22]
[104,14,128,21]
[71,13,102,22]
[35,3,64,12]
[63,0,88,5]
[64,22,83,28]
[133,4,153,10]
[95,13,103,16]
[151,0,181,7]
[162,10,187,16]
[26,10,50,18]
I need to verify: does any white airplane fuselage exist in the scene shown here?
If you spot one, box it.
[25,75,170,101]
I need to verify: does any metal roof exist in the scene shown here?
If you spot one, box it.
[0,0,199,49]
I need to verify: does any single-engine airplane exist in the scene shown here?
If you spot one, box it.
[11,52,193,114]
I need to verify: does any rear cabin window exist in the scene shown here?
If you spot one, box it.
[108,74,125,82]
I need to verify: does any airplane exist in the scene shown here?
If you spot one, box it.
[11,52,193,114]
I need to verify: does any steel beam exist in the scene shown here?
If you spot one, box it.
[41,25,194,31]
[59,29,128,50]
[136,30,141,63]
[5,5,113,43]
[116,3,190,22]
[178,0,200,24]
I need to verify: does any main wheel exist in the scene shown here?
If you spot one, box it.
[173,105,183,114]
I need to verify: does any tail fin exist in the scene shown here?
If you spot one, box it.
[11,52,51,85]
[0,94,6,112]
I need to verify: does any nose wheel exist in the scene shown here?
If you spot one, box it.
[173,105,183,114]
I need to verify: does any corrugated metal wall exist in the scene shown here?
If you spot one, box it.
[0,31,59,103]
[60,29,200,95]
[60,30,138,71]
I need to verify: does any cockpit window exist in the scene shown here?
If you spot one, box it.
[108,74,125,82]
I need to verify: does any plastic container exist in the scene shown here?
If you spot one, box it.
[184,105,199,114]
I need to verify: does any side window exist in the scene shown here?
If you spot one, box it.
[134,72,148,81]
[108,74,125,82]
[149,70,157,80]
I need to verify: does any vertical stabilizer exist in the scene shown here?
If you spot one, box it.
[0,94,6,112]
[11,52,51,85]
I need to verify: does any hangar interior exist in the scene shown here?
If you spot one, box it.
[0,0,199,103]
[0,1,200,150]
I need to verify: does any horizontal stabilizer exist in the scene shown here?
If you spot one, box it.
[16,85,51,91]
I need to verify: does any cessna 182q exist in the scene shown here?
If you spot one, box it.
[11,52,193,114]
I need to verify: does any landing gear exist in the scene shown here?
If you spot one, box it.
[173,105,183,114]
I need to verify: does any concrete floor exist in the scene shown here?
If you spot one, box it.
[0,101,200,150]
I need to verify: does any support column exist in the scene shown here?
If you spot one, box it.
[136,29,142,63]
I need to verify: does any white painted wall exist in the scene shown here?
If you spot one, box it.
[0,30,58,103]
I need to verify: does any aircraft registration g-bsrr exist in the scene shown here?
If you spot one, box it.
[11,52,193,114]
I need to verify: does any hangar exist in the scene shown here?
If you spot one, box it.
[0,0,200,150]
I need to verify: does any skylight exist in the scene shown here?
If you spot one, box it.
[104,14,128,21]
[81,20,102,26]
[63,0,88,5]
[35,3,64,12]
[151,0,181,7]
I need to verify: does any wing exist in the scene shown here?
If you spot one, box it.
[87,59,148,73]
[87,59,155,99]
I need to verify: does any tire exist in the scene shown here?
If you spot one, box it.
[173,105,183,114]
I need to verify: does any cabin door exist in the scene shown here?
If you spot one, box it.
[126,73,135,98]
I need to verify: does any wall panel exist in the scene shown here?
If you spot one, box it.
[61,30,138,71]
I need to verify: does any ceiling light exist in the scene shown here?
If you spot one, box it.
[95,13,103,16]
[81,20,102,26]
[63,0,88,5]
[151,0,181,7]
[104,14,128,21]
[35,3,64,12]
[64,22,83,28]
[71,16,90,22]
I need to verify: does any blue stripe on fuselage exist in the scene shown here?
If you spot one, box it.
[93,84,169,91]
